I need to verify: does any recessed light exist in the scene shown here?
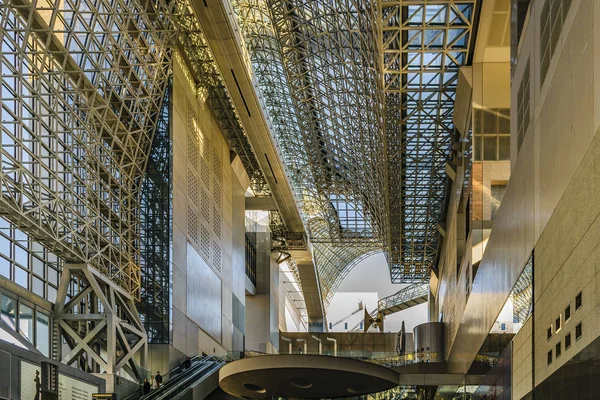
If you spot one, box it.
[244,383,266,394]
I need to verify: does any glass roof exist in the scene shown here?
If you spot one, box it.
[382,0,478,281]
[232,0,480,297]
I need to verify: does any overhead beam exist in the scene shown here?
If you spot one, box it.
[246,197,279,211]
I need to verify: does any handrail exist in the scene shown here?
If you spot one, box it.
[377,284,428,314]
[153,357,223,400]
[122,355,204,400]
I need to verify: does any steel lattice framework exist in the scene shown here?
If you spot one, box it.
[382,0,478,281]
[0,0,176,298]
[232,0,388,302]
[232,0,480,292]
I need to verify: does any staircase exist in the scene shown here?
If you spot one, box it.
[377,284,428,316]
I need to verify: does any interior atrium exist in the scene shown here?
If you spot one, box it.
[0,0,597,398]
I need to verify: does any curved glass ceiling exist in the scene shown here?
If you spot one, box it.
[232,0,479,299]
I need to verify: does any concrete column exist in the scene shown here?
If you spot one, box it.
[245,213,280,353]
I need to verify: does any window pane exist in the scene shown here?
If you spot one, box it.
[14,244,28,268]
[14,266,28,289]
[32,276,44,298]
[1,295,16,330]
[19,303,34,343]
[474,136,482,161]
[0,256,10,278]
[36,313,50,357]
[498,136,510,160]
[47,286,57,304]
[0,235,10,258]
[32,256,44,278]
[48,267,58,286]
[498,109,510,133]
[482,109,498,134]
[483,136,497,160]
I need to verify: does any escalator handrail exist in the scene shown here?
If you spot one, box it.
[123,355,204,400]
[153,358,223,400]
[141,358,214,400]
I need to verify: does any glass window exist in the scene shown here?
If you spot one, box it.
[565,333,571,349]
[482,109,498,134]
[498,109,510,133]
[498,136,510,160]
[0,235,10,257]
[32,256,44,278]
[47,286,57,304]
[48,267,58,286]
[1,295,16,330]
[473,135,482,161]
[555,316,561,332]
[14,266,28,289]
[0,256,10,278]
[483,136,497,160]
[36,312,50,357]
[547,350,552,365]
[576,323,582,340]
[576,292,582,310]
[32,276,44,298]
[555,342,561,358]
[14,244,28,267]
[547,326,552,340]
[565,304,571,321]
[19,303,34,343]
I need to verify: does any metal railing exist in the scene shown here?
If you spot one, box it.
[377,284,429,315]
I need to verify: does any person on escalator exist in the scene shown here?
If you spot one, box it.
[182,356,192,370]
[143,378,151,395]
[155,371,163,388]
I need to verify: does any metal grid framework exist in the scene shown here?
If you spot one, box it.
[232,0,480,294]
[377,283,428,314]
[139,80,172,344]
[511,253,533,324]
[0,0,175,298]
[381,0,478,281]
[232,0,389,302]
[175,0,272,198]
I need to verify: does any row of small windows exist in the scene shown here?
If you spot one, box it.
[548,322,581,365]
[547,292,582,365]
[547,292,581,340]
[540,0,573,85]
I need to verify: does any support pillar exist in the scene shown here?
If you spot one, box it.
[54,264,148,388]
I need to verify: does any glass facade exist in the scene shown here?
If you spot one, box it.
[139,80,173,344]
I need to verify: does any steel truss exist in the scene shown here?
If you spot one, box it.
[55,264,147,380]
[0,0,176,378]
[232,0,480,295]
[232,0,389,302]
[0,0,175,298]
[381,0,479,281]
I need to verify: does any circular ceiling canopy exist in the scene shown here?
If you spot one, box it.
[219,355,399,399]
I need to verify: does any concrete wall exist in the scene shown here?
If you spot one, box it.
[442,0,600,374]
[169,50,246,361]
[512,317,533,399]
[245,211,280,353]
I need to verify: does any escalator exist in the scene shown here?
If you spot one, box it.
[124,356,224,400]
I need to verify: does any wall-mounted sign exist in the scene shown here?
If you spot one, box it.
[20,361,98,400]
[92,394,116,400]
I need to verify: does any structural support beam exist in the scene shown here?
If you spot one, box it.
[55,264,148,388]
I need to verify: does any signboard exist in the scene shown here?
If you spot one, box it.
[92,394,117,400]
[21,361,98,400]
